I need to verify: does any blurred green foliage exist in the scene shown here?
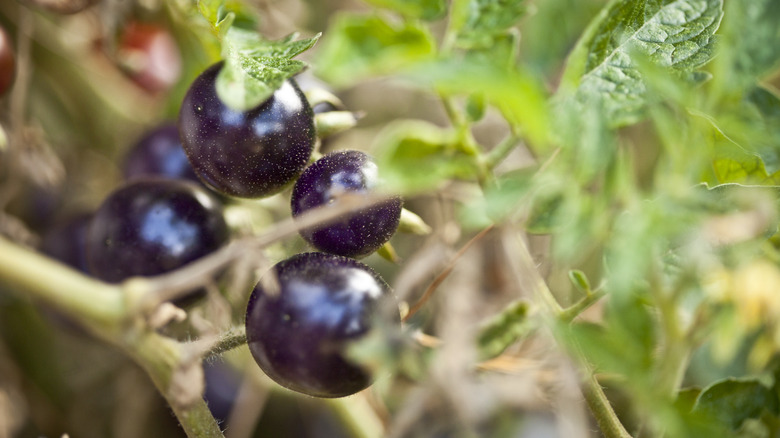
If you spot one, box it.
[7,0,780,436]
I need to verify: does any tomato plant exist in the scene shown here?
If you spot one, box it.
[2,0,780,437]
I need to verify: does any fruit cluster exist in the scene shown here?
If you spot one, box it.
[38,60,402,399]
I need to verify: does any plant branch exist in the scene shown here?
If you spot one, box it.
[500,228,632,438]
[581,373,632,438]
[204,326,248,361]
[558,288,607,323]
[652,264,690,400]
[0,236,224,437]
[0,235,124,335]
[485,133,522,169]
[128,331,225,438]
[328,394,385,438]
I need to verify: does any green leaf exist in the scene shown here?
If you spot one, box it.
[314,14,437,86]
[604,292,657,371]
[711,156,780,187]
[363,0,446,20]
[526,192,564,234]
[676,387,702,413]
[520,0,605,74]
[568,270,591,293]
[558,295,656,381]
[560,0,723,126]
[375,120,479,193]
[465,93,486,122]
[408,58,549,147]
[459,167,566,230]
[563,318,653,377]
[693,378,780,430]
[452,0,527,49]
[713,0,780,93]
[197,0,240,38]
[194,1,319,111]
[736,88,780,175]
[476,300,534,360]
[700,107,780,186]
[197,0,223,27]
[463,30,520,71]
[215,29,320,111]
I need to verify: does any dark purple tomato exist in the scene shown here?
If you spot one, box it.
[291,150,402,258]
[203,360,242,425]
[85,179,228,283]
[245,252,398,398]
[0,26,14,96]
[40,212,92,273]
[123,123,201,184]
[178,62,315,198]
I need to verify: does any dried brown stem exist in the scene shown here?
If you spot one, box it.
[403,225,494,322]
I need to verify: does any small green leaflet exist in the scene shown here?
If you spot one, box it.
[568,270,591,293]
[196,0,320,111]
[451,0,527,48]
[362,0,446,20]
[560,0,723,126]
[197,0,224,29]
[216,30,320,111]
[197,0,235,38]
[476,300,534,360]
[314,14,436,86]
[692,378,780,430]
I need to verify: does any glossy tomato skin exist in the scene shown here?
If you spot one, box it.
[86,179,228,283]
[245,252,398,398]
[178,62,316,198]
[123,123,201,184]
[203,361,242,425]
[291,150,402,258]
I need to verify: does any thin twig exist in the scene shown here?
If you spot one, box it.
[204,326,248,361]
[403,225,494,322]
[485,133,522,169]
[135,192,396,313]
[558,288,607,323]
[535,147,562,176]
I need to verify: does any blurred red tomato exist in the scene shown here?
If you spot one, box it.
[117,22,181,93]
[0,26,15,96]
